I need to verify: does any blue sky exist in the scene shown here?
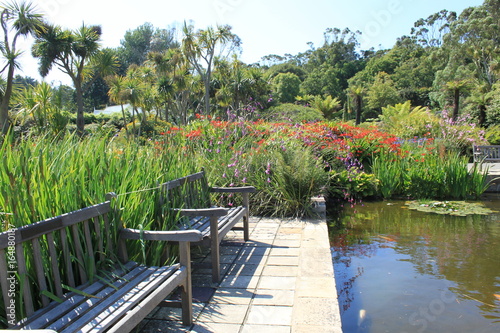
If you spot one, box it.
[18,0,485,85]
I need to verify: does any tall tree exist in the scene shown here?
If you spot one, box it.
[0,0,43,133]
[182,23,240,115]
[119,23,179,69]
[301,28,364,102]
[32,23,102,135]
[106,74,129,136]
[348,86,365,125]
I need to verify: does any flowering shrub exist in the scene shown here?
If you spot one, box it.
[432,110,487,155]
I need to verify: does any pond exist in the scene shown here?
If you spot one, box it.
[329,197,500,333]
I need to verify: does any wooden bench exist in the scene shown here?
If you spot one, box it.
[0,199,202,332]
[473,145,500,170]
[159,170,256,283]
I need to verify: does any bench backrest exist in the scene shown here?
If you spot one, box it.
[159,171,211,211]
[0,201,113,323]
[474,145,500,160]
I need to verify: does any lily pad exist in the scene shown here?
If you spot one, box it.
[405,200,496,216]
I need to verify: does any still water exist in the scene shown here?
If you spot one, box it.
[329,198,500,333]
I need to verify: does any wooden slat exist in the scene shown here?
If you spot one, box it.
[0,249,13,326]
[218,207,246,240]
[103,213,112,255]
[0,202,112,248]
[83,220,96,280]
[93,216,104,262]
[19,262,140,329]
[78,267,185,333]
[120,229,203,242]
[16,242,34,316]
[176,207,228,217]
[22,263,142,329]
[46,232,63,298]
[60,228,76,288]
[59,265,180,333]
[31,238,49,307]
[210,186,256,193]
[71,224,87,284]
[55,266,155,331]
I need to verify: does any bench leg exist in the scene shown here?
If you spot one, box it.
[243,193,250,241]
[210,216,221,283]
[179,242,193,326]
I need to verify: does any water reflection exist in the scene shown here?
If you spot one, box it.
[329,199,500,333]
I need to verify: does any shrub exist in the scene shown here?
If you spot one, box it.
[264,103,324,123]
[250,143,328,217]
[484,124,500,145]
[328,169,379,201]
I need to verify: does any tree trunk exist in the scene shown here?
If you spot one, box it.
[452,88,460,121]
[478,104,487,127]
[0,64,15,134]
[120,104,129,138]
[203,77,210,115]
[74,80,85,136]
[355,95,362,125]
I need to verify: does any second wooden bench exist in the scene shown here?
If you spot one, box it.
[159,170,256,282]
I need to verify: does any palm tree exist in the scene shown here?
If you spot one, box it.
[0,0,44,133]
[32,23,101,135]
[106,75,129,137]
[445,79,469,121]
[349,86,365,125]
[121,73,144,136]
[182,23,240,116]
[13,81,54,131]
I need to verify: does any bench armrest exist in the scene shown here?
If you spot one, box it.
[210,186,256,193]
[174,207,229,217]
[120,228,203,242]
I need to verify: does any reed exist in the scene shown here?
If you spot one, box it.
[372,150,490,200]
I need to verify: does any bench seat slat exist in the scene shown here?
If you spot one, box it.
[49,266,162,332]
[218,207,247,240]
[61,265,179,333]
[20,262,144,329]
[78,266,186,333]
[178,206,246,238]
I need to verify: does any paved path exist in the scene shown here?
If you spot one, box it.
[137,215,343,332]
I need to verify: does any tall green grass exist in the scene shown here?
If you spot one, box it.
[372,151,489,200]
[0,131,198,263]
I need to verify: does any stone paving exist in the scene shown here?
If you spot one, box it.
[136,213,342,333]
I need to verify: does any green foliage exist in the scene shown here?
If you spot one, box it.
[485,83,500,127]
[484,124,500,145]
[249,143,328,217]
[372,151,489,200]
[272,72,301,103]
[328,169,379,200]
[312,95,342,119]
[265,62,307,81]
[378,101,437,138]
[118,22,179,68]
[301,28,363,100]
[265,103,324,123]
[366,72,402,111]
